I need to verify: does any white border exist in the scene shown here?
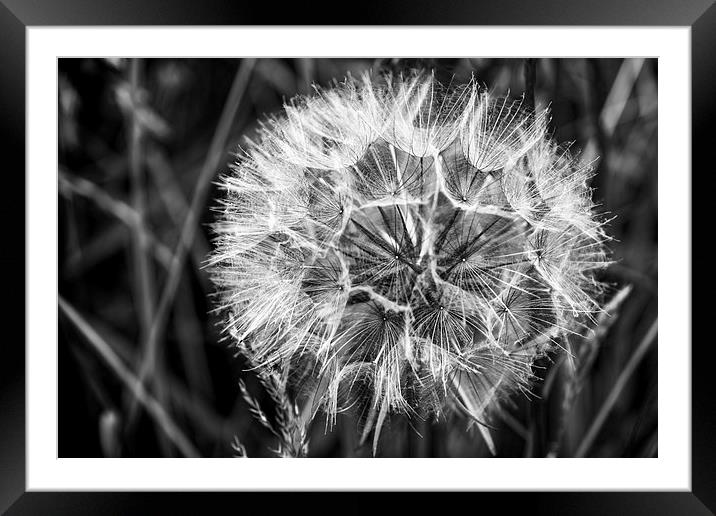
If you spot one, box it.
[28,27,690,490]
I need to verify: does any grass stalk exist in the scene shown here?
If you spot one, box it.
[127,58,156,343]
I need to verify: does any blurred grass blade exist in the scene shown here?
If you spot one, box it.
[99,409,122,457]
[130,58,256,418]
[145,147,212,292]
[59,171,174,268]
[600,58,645,136]
[59,296,201,458]
[59,170,138,227]
[575,319,658,457]
[125,59,170,453]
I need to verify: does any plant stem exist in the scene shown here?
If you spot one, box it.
[128,58,155,345]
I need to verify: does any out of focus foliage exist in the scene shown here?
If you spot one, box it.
[59,58,657,458]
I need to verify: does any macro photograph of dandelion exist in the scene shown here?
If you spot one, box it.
[58,57,658,460]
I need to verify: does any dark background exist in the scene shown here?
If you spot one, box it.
[57,57,657,458]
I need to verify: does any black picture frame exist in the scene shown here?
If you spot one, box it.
[1,1,711,513]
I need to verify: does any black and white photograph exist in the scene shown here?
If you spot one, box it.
[58,57,658,459]
[3,0,713,509]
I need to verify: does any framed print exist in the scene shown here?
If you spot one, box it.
[1,0,712,513]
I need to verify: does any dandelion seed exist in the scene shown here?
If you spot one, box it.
[210,69,610,454]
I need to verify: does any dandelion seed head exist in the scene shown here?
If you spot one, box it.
[211,69,610,448]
